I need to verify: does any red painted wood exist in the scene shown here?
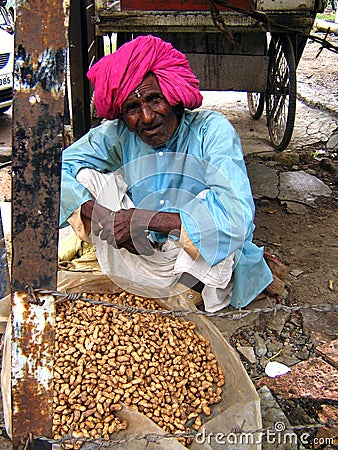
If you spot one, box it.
[120,0,252,12]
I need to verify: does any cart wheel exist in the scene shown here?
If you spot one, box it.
[266,34,296,151]
[247,92,265,119]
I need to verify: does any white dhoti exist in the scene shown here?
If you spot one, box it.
[76,168,234,312]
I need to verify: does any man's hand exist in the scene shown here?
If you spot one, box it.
[95,209,154,255]
[67,206,92,244]
[79,200,181,256]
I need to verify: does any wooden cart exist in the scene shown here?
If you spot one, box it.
[69,0,325,151]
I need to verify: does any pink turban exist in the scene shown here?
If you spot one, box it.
[87,35,203,120]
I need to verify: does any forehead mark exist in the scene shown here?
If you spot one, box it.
[134,88,141,98]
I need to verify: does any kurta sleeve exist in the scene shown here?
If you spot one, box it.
[60,120,124,227]
[179,112,256,266]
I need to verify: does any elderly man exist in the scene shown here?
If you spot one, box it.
[60,35,273,312]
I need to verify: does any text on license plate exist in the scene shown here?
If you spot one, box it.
[0,73,13,87]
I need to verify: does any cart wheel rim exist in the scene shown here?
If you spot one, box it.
[247,92,265,120]
[266,34,297,151]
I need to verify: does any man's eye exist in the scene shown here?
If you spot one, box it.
[149,94,162,103]
[126,103,139,113]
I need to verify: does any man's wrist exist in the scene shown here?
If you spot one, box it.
[81,200,112,224]
[148,211,181,236]
[81,200,95,221]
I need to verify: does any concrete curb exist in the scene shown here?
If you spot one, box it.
[314,18,338,35]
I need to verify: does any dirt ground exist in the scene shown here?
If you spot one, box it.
[254,196,337,307]
[252,32,338,309]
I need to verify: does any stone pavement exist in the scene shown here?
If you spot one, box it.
[200,90,338,156]
[202,91,337,215]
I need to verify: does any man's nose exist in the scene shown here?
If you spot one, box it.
[140,103,154,123]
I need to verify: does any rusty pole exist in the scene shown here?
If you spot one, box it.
[0,214,10,298]
[11,0,67,449]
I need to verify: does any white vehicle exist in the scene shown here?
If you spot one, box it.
[0,5,14,114]
[3,0,15,22]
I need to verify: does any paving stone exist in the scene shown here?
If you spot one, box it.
[258,385,297,450]
[319,157,338,177]
[291,107,338,149]
[277,355,301,367]
[274,152,300,167]
[315,339,338,369]
[290,269,304,278]
[316,404,338,445]
[287,404,315,426]
[266,341,284,356]
[210,296,273,341]
[279,171,332,206]
[236,345,256,364]
[277,344,302,367]
[297,79,338,115]
[309,332,332,348]
[326,132,338,150]
[256,358,338,401]
[246,163,279,200]
[306,114,337,138]
[255,310,290,337]
[294,349,310,361]
[281,201,309,215]
[254,332,268,357]
[302,309,338,343]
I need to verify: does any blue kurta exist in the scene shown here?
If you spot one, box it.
[60,109,273,307]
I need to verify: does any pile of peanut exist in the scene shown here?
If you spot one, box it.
[53,291,225,447]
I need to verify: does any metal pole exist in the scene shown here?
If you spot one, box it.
[0,213,10,298]
[69,0,91,140]
[11,0,67,448]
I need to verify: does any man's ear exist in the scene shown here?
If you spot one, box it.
[173,102,184,116]
[118,112,135,132]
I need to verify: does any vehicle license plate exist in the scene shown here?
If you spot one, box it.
[0,73,12,87]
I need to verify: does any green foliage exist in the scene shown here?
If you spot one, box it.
[316,12,336,21]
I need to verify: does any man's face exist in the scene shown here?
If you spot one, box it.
[122,74,179,148]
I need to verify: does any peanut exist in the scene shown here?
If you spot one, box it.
[53,292,224,448]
